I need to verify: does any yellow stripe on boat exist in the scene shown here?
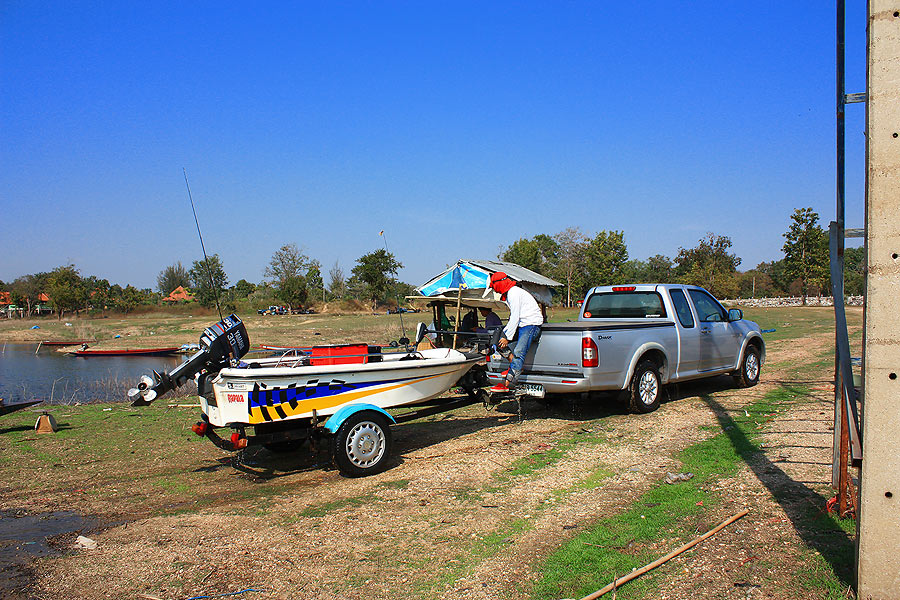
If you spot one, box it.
[247,371,450,424]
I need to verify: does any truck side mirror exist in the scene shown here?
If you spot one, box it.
[727,308,743,322]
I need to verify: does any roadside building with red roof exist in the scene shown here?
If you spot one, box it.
[162,286,195,303]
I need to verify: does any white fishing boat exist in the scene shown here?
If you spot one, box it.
[206,346,481,428]
[128,315,486,476]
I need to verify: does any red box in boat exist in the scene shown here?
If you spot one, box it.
[309,344,370,366]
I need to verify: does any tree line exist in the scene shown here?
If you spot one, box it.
[155,245,413,313]
[0,244,415,319]
[1,207,860,318]
[500,207,860,305]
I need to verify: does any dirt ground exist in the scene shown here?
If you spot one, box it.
[8,323,854,600]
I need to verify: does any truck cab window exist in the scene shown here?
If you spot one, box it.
[583,292,666,319]
[687,289,727,322]
[669,289,695,328]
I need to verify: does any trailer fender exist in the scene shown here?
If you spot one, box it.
[324,404,396,434]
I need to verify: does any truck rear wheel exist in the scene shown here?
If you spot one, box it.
[332,410,393,477]
[628,360,661,414]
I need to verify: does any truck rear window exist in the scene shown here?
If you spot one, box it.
[582,292,667,319]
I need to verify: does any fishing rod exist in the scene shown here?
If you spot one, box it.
[379,230,407,342]
[183,168,224,322]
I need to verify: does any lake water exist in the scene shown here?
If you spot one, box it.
[0,343,185,404]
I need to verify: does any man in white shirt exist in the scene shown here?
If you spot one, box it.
[487,272,543,392]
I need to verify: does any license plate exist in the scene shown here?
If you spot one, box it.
[520,383,545,398]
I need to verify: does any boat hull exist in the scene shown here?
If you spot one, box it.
[203,348,480,427]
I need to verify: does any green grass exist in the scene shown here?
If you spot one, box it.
[380,478,410,490]
[0,403,305,518]
[529,382,853,600]
[297,494,372,518]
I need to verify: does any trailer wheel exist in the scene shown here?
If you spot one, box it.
[332,410,393,477]
[628,360,661,414]
[733,345,761,388]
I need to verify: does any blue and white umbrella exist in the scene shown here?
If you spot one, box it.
[417,261,491,296]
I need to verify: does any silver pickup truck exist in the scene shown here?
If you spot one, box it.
[485,284,765,413]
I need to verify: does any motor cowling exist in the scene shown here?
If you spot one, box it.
[128,314,250,406]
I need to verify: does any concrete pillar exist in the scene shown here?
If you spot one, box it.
[857,2,900,598]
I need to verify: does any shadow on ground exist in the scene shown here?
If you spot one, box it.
[701,389,853,588]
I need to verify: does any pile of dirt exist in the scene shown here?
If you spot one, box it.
[315,300,373,314]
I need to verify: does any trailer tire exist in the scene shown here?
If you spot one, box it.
[628,360,661,414]
[332,410,393,477]
[733,345,761,388]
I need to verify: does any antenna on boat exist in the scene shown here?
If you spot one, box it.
[379,230,407,343]
[183,168,224,322]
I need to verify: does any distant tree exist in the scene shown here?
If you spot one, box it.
[843,246,865,296]
[737,270,776,298]
[352,249,402,310]
[306,260,325,304]
[553,227,588,306]
[189,254,229,310]
[46,264,87,320]
[276,275,308,309]
[500,234,560,276]
[622,254,675,285]
[755,260,789,296]
[782,208,829,305]
[345,274,365,300]
[117,284,143,314]
[84,276,111,312]
[157,261,191,296]
[11,274,45,317]
[265,244,308,285]
[675,233,741,298]
[389,281,417,305]
[584,230,629,287]
[233,279,257,299]
[264,244,309,310]
[645,254,675,283]
[328,261,346,300]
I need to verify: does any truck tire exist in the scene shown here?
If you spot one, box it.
[332,410,393,477]
[628,360,661,414]
[733,345,761,388]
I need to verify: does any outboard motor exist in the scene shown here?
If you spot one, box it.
[128,314,250,406]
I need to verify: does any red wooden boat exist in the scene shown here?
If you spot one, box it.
[72,347,180,357]
[41,340,93,346]
[0,399,43,417]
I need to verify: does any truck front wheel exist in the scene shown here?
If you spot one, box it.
[628,360,661,414]
[733,345,761,388]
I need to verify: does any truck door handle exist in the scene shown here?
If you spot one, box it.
[700,328,711,335]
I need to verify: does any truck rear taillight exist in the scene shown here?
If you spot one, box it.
[612,286,636,292]
[582,337,599,368]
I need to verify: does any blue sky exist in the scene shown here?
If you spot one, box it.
[0,2,867,290]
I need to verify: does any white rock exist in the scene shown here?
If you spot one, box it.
[74,535,98,550]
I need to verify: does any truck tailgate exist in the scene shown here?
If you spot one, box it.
[526,322,588,376]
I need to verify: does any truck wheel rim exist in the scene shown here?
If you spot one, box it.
[346,421,385,468]
[746,353,759,381]
[639,371,658,405]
